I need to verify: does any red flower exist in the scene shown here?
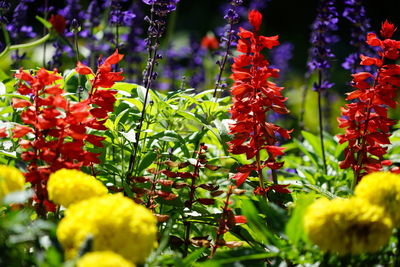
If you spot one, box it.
[337,21,400,182]
[201,34,219,50]
[49,14,66,34]
[13,54,123,214]
[0,127,7,138]
[76,50,124,91]
[228,10,291,188]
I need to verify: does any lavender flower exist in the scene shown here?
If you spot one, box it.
[142,0,180,16]
[109,0,136,26]
[342,0,373,72]
[6,0,36,39]
[307,0,339,91]
[0,1,10,24]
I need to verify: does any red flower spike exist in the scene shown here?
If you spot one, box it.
[338,21,400,182]
[228,10,291,188]
[13,55,122,214]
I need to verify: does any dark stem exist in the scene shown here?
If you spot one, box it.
[42,0,48,67]
[73,32,82,101]
[212,21,234,99]
[127,5,162,179]
[183,146,202,257]
[191,20,236,158]
[352,66,382,189]
[210,186,234,258]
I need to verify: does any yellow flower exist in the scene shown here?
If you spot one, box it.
[0,165,25,200]
[355,172,400,227]
[304,197,392,255]
[47,169,108,207]
[57,194,157,264]
[77,251,135,267]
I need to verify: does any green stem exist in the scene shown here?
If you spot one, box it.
[0,33,52,60]
[317,71,327,175]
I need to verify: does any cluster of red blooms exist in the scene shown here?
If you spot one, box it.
[338,21,400,181]
[228,10,291,193]
[11,51,123,214]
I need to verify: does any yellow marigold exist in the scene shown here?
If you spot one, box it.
[0,165,25,200]
[304,197,392,255]
[47,169,108,207]
[57,194,157,264]
[77,251,135,267]
[355,172,400,227]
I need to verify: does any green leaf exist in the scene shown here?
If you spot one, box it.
[182,247,206,266]
[195,249,277,267]
[301,131,323,160]
[137,151,157,174]
[285,193,317,246]
[35,15,52,29]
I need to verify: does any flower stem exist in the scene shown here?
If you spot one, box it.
[317,71,327,174]
[0,33,52,60]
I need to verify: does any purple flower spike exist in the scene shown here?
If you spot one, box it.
[142,0,180,16]
[6,0,36,39]
[307,0,339,91]
[342,0,373,72]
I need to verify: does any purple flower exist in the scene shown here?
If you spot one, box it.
[0,1,10,24]
[110,0,136,26]
[142,0,180,16]
[307,0,339,91]
[307,0,339,72]
[342,0,373,72]
[6,0,36,39]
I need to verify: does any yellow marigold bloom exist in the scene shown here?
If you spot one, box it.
[304,197,392,255]
[57,194,157,264]
[355,172,400,227]
[0,165,25,200]
[47,169,108,207]
[77,251,135,267]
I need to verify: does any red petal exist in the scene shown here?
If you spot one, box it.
[12,125,32,138]
[12,98,31,108]
[104,50,124,65]
[232,172,250,187]
[234,215,247,224]
[76,62,94,75]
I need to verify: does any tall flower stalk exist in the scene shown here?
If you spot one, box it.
[127,0,180,178]
[229,10,291,194]
[342,0,372,73]
[337,21,400,189]
[307,0,339,174]
[213,0,242,99]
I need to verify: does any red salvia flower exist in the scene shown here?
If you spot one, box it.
[201,34,219,50]
[228,10,291,191]
[337,21,400,183]
[13,51,124,215]
[49,14,66,34]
